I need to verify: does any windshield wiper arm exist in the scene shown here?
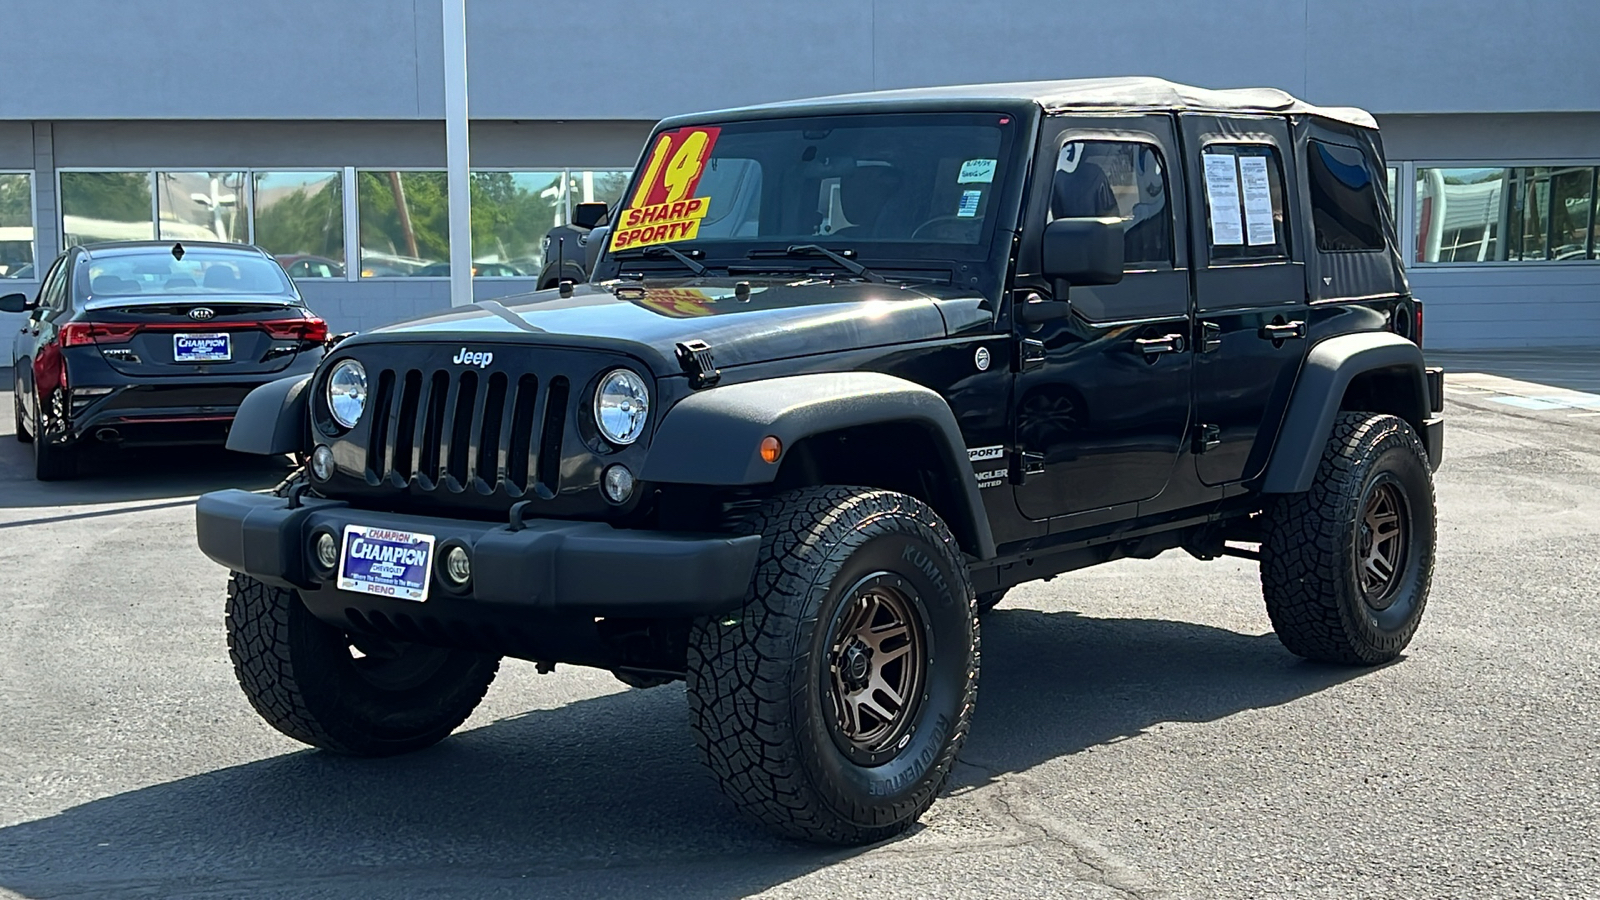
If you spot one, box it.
[614,244,707,276]
[748,244,885,283]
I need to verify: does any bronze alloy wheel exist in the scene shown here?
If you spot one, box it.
[825,574,927,757]
[1357,476,1410,610]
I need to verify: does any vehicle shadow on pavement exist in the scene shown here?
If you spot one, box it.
[0,435,290,510]
[0,610,1368,899]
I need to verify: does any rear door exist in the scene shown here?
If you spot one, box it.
[1011,115,1193,521]
[1183,115,1309,486]
[18,255,70,424]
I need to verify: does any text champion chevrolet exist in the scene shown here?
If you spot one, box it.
[197,78,1444,844]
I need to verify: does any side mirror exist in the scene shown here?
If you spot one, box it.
[1041,217,1124,287]
[573,201,610,230]
[0,292,31,313]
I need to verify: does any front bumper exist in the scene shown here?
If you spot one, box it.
[195,489,760,617]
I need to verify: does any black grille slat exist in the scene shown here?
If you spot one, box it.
[417,371,448,486]
[441,371,477,487]
[476,372,508,490]
[391,369,421,483]
[506,374,539,492]
[366,370,395,482]
[537,377,569,496]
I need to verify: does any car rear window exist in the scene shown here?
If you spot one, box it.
[82,249,295,297]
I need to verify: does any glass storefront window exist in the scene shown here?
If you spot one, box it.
[0,173,34,278]
[1416,165,1599,263]
[254,171,344,278]
[470,171,562,276]
[60,171,155,244]
[156,171,248,242]
[357,170,449,277]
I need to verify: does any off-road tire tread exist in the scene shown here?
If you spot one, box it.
[687,486,979,845]
[1260,412,1434,665]
[225,572,499,755]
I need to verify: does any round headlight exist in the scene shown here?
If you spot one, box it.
[593,369,649,445]
[326,360,367,429]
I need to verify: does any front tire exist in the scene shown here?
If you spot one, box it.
[1260,412,1435,665]
[687,487,979,845]
[225,573,500,756]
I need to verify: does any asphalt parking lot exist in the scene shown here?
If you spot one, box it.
[2,363,1597,899]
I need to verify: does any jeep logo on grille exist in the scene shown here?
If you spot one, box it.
[452,348,494,368]
[188,307,215,320]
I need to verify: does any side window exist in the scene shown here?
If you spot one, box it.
[1051,140,1173,268]
[1306,140,1386,252]
[37,257,68,312]
[1200,144,1289,262]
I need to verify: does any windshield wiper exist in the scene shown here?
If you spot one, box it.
[613,244,707,276]
[747,244,885,283]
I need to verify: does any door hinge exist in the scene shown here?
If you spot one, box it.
[1193,424,1221,453]
[1199,321,1222,354]
[1018,338,1046,372]
[1010,450,1046,484]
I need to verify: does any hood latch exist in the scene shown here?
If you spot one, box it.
[675,340,721,389]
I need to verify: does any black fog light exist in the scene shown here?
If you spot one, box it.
[441,545,472,589]
[602,464,635,503]
[314,531,339,572]
[310,445,336,481]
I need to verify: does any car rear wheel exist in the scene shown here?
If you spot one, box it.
[1259,412,1435,665]
[687,486,979,845]
[13,391,30,443]
[32,403,76,481]
[225,572,501,756]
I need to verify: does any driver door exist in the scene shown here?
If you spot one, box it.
[1011,116,1194,522]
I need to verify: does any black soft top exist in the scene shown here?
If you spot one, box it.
[665,76,1377,131]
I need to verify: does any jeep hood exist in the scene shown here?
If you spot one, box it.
[348,278,992,375]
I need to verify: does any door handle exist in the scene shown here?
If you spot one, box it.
[1258,320,1306,341]
[1135,333,1187,356]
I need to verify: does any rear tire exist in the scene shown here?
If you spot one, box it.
[32,405,75,481]
[13,391,31,443]
[687,486,979,845]
[225,572,500,756]
[1259,412,1435,665]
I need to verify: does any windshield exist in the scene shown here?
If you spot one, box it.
[80,248,296,298]
[604,112,1016,267]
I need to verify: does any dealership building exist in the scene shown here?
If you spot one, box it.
[3,0,1598,347]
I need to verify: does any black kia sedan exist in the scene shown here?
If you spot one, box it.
[2,242,327,480]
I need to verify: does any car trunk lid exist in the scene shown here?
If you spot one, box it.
[70,298,326,376]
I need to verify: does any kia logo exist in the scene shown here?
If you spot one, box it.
[188,307,215,320]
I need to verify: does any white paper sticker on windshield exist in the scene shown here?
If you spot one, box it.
[958,159,997,184]
[957,189,982,217]
[1238,155,1276,246]
[1202,153,1244,246]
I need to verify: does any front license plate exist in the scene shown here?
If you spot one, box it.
[174,332,231,362]
[337,525,435,602]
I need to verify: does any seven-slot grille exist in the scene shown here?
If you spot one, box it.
[364,367,570,496]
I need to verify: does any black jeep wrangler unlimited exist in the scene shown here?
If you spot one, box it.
[197,77,1444,845]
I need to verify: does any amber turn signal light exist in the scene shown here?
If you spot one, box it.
[759,435,782,463]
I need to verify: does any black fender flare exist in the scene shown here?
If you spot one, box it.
[639,372,996,559]
[1259,332,1432,493]
[225,374,312,456]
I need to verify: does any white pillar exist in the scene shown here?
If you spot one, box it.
[442,0,473,306]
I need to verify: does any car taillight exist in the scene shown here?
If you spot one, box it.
[261,317,328,343]
[59,322,140,347]
[1413,300,1424,348]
